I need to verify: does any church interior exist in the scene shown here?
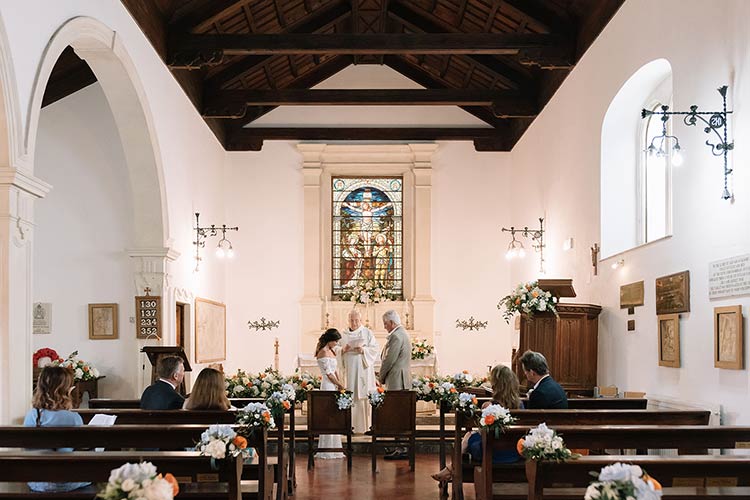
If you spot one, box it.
[2,0,750,498]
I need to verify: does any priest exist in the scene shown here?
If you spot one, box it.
[340,308,380,434]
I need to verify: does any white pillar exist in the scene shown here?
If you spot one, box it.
[0,167,50,423]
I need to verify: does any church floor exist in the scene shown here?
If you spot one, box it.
[294,454,470,500]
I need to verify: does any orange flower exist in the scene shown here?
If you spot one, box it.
[246,382,253,388]
[516,438,525,455]
[233,435,248,449]
[462,370,469,374]
[515,298,521,305]
[471,398,478,405]
[283,401,291,410]
[83,366,90,372]
[428,382,435,388]
[161,473,180,497]
[301,381,308,388]
[377,387,385,394]
[532,291,539,298]
[262,412,271,422]
[449,388,457,393]
[644,474,662,491]
[484,415,496,425]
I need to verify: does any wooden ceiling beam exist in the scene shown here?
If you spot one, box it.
[203,88,538,118]
[170,0,253,33]
[226,127,511,151]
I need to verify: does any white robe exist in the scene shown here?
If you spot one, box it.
[340,326,379,434]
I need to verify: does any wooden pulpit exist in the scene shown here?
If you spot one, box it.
[513,279,602,396]
[141,346,192,396]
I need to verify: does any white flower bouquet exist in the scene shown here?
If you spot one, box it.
[453,392,480,419]
[368,387,385,408]
[585,463,663,500]
[452,370,474,388]
[96,461,178,500]
[516,423,575,461]
[236,402,275,433]
[196,424,251,460]
[498,281,558,323]
[53,350,100,381]
[479,403,517,438]
[286,370,321,402]
[335,390,354,410]
[342,279,396,304]
[265,388,294,419]
[411,338,433,360]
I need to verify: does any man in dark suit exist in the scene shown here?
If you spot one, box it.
[140,355,185,410]
[519,350,568,409]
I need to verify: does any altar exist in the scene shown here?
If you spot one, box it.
[296,352,437,379]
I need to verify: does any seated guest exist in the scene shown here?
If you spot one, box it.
[431,364,523,484]
[24,366,90,493]
[140,355,185,410]
[520,350,568,409]
[184,367,232,410]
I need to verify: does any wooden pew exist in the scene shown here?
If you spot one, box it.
[0,451,244,500]
[0,425,272,500]
[452,410,711,500]
[525,455,750,500]
[475,425,750,500]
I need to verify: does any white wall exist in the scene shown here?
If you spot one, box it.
[34,83,136,398]
[510,0,750,423]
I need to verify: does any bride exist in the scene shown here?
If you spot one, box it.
[315,328,346,459]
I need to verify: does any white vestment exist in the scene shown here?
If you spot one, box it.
[340,326,380,434]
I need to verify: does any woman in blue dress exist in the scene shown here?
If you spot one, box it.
[431,364,523,484]
[23,366,90,492]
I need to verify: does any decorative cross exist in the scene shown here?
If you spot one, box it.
[143,287,151,296]
[274,338,280,355]
[590,243,600,276]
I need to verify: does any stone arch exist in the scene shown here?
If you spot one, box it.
[26,16,169,248]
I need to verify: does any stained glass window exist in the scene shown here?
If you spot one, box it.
[332,177,403,300]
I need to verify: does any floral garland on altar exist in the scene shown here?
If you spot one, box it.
[411,338,433,360]
[225,367,320,401]
[498,280,559,323]
[341,279,398,304]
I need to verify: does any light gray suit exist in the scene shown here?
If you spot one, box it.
[379,325,412,390]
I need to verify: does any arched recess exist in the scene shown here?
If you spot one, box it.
[600,58,673,258]
[26,16,169,249]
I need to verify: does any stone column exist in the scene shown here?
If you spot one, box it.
[0,167,50,423]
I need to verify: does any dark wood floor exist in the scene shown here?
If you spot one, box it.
[296,454,473,500]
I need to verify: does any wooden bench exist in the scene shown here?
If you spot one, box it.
[0,425,272,500]
[452,410,711,500]
[525,455,750,500]
[0,450,245,500]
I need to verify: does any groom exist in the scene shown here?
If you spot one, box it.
[378,309,412,459]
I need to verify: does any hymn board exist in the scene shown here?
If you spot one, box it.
[135,288,161,339]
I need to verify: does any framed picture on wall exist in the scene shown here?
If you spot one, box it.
[195,297,226,363]
[88,303,118,340]
[714,305,743,370]
[657,313,680,368]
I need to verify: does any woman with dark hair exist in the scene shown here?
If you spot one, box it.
[315,328,346,459]
[184,367,232,410]
[431,364,523,485]
[23,366,90,492]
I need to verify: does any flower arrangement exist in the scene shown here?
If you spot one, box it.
[498,281,558,323]
[33,348,61,368]
[236,402,275,433]
[52,351,100,381]
[585,463,662,500]
[96,461,178,500]
[516,423,575,461]
[265,387,294,419]
[286,370,321,401]
[479,404,517,438]
[342,279,395,304]
[452,370,474,388]
[411,338,433,360]
[453,392,480,419]
[335,390,354,410]
[196,424,251,460]
[368,387,385,408]
[225,369,254,397]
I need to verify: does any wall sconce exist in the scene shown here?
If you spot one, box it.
[611,259,625,270]
[641,85,734,200]
[193,212,239,271]
[502,217,545,273]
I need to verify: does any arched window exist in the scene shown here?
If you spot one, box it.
[601,59,673,257]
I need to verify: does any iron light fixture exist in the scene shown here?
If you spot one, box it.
[193,212,239,271]
[502,217,546,273]
[641,85,734,200]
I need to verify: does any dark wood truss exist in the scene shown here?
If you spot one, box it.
[44,0,624,151]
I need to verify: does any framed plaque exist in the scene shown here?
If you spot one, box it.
[89,303,118,340]
[658,313,680,368]
[655,271,690,315]
[135,295,161,339]
[714,305,743,370]
[620,281,644,308]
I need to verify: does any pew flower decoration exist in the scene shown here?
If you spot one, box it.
[453,392,480,419]
[196,424,251,461]
[52,351,100,381]
[336,390,354,410]
[411,339,434,360]
[585,463,662,500]
[97,461,178,500]
[453,370,474,388]
[33,347,61,368]
[516,423,576,461]
[266,387,294,419]
[498,280,558,323]
[236,402,275,433]
[286,370,321,402]
[368,387,386,408]
[479,404,517,438]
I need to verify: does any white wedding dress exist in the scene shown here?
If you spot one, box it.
[316,356,345,459]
